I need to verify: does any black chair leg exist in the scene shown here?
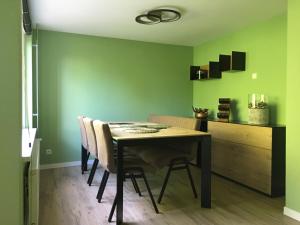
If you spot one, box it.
[158,164,173,204]
[87,158,98,186]
[186,164,198,198]
[81,146,87,174]
[97,170,110,202]
[108,194,117,222]
[84,152,90,171]
[130,174,138,192]
[130,173,142,196]
[108,169,158,222]
[141,171,159,214]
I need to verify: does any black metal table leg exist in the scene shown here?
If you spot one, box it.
[200,135,211,208]
[116,142,124,224]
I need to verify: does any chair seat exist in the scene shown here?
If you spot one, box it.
[138,146,194,169]
[112,145,156,172]
[108,153,156,174]
[113,144,142,158]
[125,156,156,172]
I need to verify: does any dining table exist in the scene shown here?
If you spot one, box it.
[109,122,212,225]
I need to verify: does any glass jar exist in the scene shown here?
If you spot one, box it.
[248,94,268,109]
[248,94,269,125]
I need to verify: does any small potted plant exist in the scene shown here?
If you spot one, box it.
[192,106,208,119]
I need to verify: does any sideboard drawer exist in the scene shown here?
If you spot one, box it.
[209,121,272,149]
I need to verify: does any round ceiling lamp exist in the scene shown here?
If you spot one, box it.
[135,14,161,25]
[135,8,181,25]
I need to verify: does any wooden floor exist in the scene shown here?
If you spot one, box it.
[39,166,300,225]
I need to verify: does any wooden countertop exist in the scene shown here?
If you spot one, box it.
[208,120,285,128]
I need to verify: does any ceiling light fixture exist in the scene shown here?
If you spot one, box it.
[135,9,181,25]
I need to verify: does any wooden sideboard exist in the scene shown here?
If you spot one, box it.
[208,121,285,197]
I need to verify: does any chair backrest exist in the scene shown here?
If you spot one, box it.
[148,114,201,156]
[77,115,88,150]
[148,114,201,130]
[83,117,98,158]
[93,120,116,173]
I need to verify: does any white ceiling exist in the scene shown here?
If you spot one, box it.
[29,0,286,46]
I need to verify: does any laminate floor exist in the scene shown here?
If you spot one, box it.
[39,166,300,225]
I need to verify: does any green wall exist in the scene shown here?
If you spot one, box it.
[0,1,22,225]
[39,30,193,164]
[286,0,300,214]
[193,15,287,125]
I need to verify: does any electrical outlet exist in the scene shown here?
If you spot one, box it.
[45,149,52,155]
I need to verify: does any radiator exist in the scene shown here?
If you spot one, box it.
[23,131,40,225]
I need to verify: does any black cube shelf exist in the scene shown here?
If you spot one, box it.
[190,61,221,80]
[219,51,246,72]
[191,51,246,81]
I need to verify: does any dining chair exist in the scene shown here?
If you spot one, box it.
[82,117,99,186]
[138,115,200,203]
[92,120,159,222]
[77,116,90,174]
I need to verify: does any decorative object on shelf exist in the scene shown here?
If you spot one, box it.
[217,98,231,122]
[190,51,246,81]
[192,106,208,119]
[248,94,269,125]
[135,8,181,25]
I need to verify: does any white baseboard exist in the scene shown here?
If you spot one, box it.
[284,207,300,222]
[40,160,94,170]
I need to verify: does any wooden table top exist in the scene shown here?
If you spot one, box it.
[110,123,210,141]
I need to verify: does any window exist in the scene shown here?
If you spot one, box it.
[22,32,33,129]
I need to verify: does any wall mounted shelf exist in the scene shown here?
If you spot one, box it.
[190,61,221,80]
[190,51,246,81]
[219,51,246,72]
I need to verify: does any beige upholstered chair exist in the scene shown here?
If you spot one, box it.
[93,120,159,222]
[82,117,99,186]
[139,115,200,203]
[77,116,90,174]
[148,114,201,131]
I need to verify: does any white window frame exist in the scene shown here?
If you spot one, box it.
[22,32,33,129]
